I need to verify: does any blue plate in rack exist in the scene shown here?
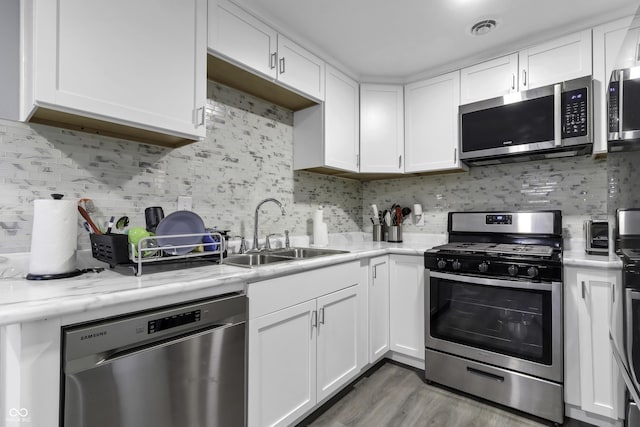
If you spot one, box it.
[155,211,206,255]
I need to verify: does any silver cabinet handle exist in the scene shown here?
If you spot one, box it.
[581,281,586,299]
[522,70,527,87]
[279,57,286,74]
[270,52,277,69]
[194,106,205,127]
[453,148,457,163]
[373,265,377,279]
[311,310,317,327]
[636,43,640,62]
[613,284,616,303]
[511,74,516,91]
[398,155,402,169]
[319,307,325,325]
[356,154,360,168]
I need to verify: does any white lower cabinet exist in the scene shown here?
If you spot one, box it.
[368,255,390,363]
[389,255,425,363]
[564,265,625,426]
[247,262,363,427]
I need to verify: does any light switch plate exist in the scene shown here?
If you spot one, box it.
[177,196,192,211]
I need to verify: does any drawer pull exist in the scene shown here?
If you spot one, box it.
[466,366,504,382]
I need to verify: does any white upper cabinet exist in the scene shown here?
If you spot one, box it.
[208,0,277,79]
[324,66,360,171]
[460,53,519,105]
[208,0,324,101]
[593,16,639,154]
[404,70,466,173]
[293,65,359,172]
[359,84,404,173]
[460,29,592,105]
[277,35,325,101]
[520,29,592,91]
[6,0,207,147]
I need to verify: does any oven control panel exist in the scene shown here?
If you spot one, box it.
[486,214,512,225]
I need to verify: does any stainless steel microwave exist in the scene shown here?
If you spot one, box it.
[459,76,593,166]
[608,67,640,151]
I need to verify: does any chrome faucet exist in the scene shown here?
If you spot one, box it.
[252,198,286,250]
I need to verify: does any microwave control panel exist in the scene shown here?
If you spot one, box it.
[562,87,588,138]
[608,82,620,133]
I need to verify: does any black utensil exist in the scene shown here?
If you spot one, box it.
[402,207,411,218]
[116,216,130,230]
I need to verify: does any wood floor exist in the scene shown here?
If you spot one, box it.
[299,362,591,427]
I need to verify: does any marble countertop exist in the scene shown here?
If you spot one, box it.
[0,235,441,327]
[0,232,623,327]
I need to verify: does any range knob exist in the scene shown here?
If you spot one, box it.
[452,260,462,271]
[478,262,489,273]
[437,260,447,269]
[527,267,539,278]
[508,265,518,276]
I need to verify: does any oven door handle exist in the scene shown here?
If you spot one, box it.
[428,270,558,292]
[626,289,640,393]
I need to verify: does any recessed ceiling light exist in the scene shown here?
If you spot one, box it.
[470,19,498,36]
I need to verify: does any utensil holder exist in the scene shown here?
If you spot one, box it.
[388,225,403,243]
[90,233,130,267]
[372,224,382,241]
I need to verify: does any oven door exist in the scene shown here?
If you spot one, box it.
[619,289,640,404]
[426,270,563,382]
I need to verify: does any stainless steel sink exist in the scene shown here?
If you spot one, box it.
[223,247,349,268]
[271,247,350,258]
[224,253,293,267]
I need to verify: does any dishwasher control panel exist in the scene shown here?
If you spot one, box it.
[148,310,201,334]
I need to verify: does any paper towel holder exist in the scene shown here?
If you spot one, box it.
[26,193,84,281]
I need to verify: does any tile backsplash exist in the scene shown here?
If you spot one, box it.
[0,80,613,253]
[362,155,608,241]
[0,81,362,253]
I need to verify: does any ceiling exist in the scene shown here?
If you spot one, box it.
[234,0,640,82]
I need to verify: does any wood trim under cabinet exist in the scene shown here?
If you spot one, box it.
[29,108,194,148]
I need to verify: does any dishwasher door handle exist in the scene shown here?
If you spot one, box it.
[66,322,234,374]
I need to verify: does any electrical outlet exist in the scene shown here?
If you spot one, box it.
[177,196,192,211]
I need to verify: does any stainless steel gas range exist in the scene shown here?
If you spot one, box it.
[423,211,564,424]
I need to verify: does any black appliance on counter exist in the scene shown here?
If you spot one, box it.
[611,209,640,425]
[608,67,640,152]
[459,76,593,166]
[424,210,564,424]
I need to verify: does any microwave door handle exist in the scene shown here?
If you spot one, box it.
[554,83,562,146]
[619,73,624,135]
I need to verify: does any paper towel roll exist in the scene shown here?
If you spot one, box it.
[29,198,78,276]
[312,207,328,247]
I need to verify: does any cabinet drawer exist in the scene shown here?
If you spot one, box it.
[248,261,360,318]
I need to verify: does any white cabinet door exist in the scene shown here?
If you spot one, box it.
[360,84,404,173]
[593,16,639,154]
[368,256,390,363]
[460,53,519,105]
[404,71,464,173]
[293,65,359,172]
[389,255,425,360]
[324,65,360,172]
[208,0,277,79]
[33,0,206,140]
[277,35,325,101]
[519,29,592,91]
[248,300,317,427]
[316,286,360,402]
[575,271,624,420]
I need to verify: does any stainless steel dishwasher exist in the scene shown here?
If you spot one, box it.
[61,292,246,427]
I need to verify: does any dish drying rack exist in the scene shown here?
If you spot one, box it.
[91,232,225,277]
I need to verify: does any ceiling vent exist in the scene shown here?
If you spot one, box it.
[470,19,498,36]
